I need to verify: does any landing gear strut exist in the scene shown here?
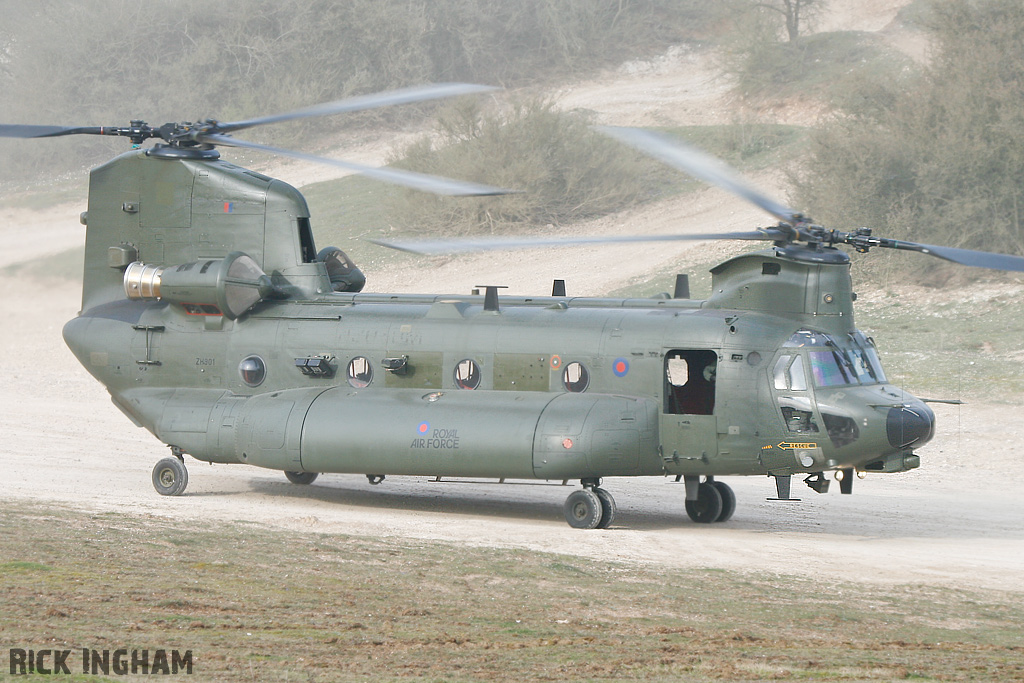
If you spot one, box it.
[152,449,188,496]
[563,479,616,529]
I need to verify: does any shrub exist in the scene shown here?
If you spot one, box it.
[793,0,1024,280]
[386,98,670,235]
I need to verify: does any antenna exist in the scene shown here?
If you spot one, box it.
[476,285,507,312]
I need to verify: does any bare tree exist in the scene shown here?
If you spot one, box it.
[755,0,823,41]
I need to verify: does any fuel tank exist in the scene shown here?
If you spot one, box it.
[222,387,660,480]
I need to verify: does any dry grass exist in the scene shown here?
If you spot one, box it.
[1,501,1022,681]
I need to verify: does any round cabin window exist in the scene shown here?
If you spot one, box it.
[454,359,481,390]
[238,355,267,387]
[347,356,373,388]
[562,361,590,393]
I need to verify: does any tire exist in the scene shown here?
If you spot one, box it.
[685,481,722,524]
[564,489,603,529]
[712,481,736,522]
[593,487,617,529]
[285,471,318,485]
[152,457,188,496]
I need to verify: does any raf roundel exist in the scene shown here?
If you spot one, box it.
[613,358,630,377]
[417,421,430,435]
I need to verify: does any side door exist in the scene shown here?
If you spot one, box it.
[659,349,719,471]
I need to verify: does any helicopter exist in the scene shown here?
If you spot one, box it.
[4,86,1024,529]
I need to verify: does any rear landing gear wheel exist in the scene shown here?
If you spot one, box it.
[711,481,736,522]
[152,457,188,496]
[685,481,722,524]
[564,489,602,529]
[593,487,617,529]
[285,471,318,485]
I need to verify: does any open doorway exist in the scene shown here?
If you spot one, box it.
[664,349,717,415]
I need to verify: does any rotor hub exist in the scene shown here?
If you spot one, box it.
[146,144,220,160]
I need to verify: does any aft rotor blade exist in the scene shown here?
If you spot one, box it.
[216,83,498,133]
[597,126,801,224]
[371,230,778,255]
[200,133,512,196]
[882,239,1024,272]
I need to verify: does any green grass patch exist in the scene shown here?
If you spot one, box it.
[1,501,1022,682]
[0,561,52,573]
[854,282,1024,401]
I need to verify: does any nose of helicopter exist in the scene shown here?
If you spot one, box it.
[886,401,935,450]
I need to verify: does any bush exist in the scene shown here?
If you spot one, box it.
[793,0,1024,280]
[385,99,670,235]
[723,28,915,105]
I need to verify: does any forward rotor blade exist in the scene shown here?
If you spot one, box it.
[371,230,778,255]
[883,239,1024,272]
[216,83,497,133]
[597,126,801,224]
[0,124,109,138]
[200,133,512,196]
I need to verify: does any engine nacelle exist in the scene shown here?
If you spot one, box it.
[123,251,277,319]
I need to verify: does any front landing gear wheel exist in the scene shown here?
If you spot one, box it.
[152,457,188,496]
[711,481,736,522]
[593,487,617,529]
[285,471,318,485]
[685,481,722,524]
[564,489,603,529]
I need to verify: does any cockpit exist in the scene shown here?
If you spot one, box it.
[775,329,886,390]
[771,329,898,450]
[770,326,934,471]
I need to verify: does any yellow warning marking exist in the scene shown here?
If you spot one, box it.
[778,442,818,450]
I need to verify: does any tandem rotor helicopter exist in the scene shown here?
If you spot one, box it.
[4,83,1024,529]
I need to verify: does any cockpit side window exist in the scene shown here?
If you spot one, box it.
[664,349,717,415]
[850,331,887,384]
[790,355,807,390]
[783,329,888,388]
[773,354,808,391]
[809,350,853,387]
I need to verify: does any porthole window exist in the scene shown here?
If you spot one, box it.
[239,355,266,387]
[454,359,481,390]
[347,356,373,388]
[562,361,590,393]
